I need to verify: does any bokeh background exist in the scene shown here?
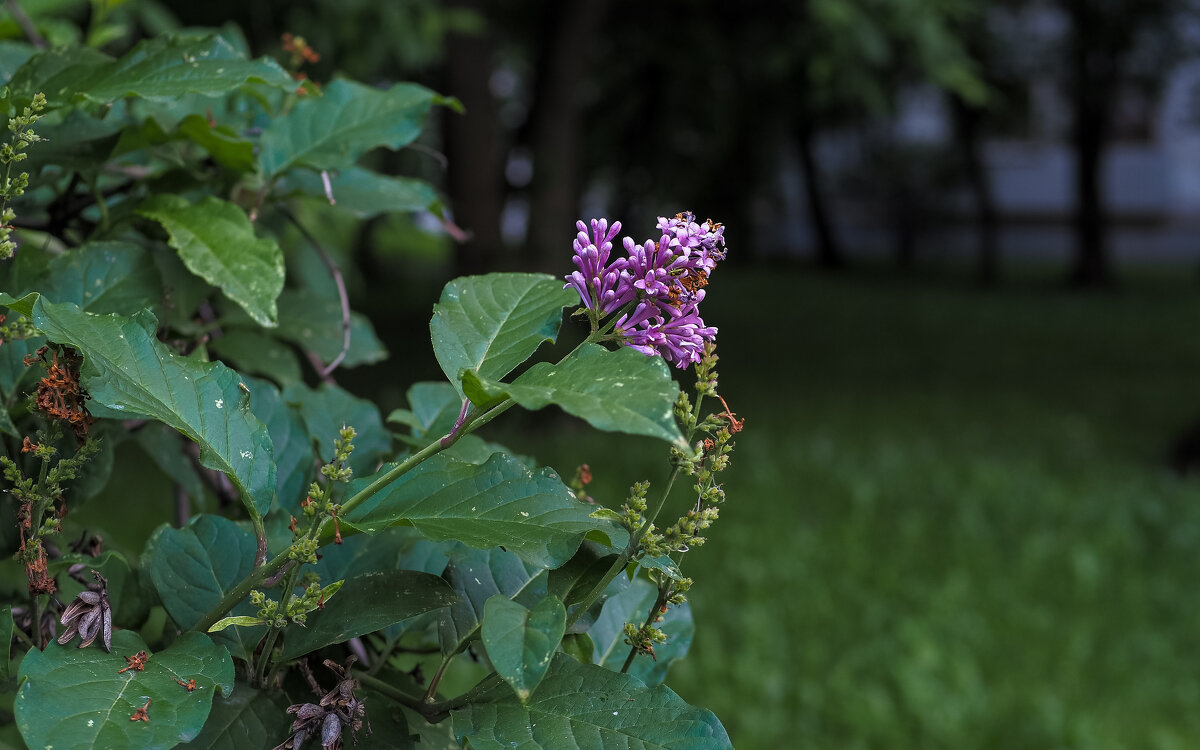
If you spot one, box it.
[105,0,1200,746]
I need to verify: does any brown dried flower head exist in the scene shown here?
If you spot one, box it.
[58,570,112,652]
[274,657,369,750]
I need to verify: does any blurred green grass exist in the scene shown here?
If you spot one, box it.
[491,268,1200,749]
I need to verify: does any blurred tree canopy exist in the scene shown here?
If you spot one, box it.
[161,0,1199,283]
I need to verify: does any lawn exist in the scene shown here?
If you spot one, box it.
[490,268,1200,749]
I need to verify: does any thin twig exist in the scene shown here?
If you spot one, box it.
[277,203,352,379]
[6,0,45,48]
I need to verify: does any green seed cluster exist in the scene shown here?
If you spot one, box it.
[0,92,46,260]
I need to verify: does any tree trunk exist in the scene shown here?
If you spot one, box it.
[951,96,1000,286]
[1066,0,1116,287]
[443,0,505,276]
[797,118,844,269]
[525,0,610,270]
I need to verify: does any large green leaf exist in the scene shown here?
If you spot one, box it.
[283,382,391,477]
[590,576,694,687]
[387,381,462,442]
[6,44,109,103]
[27,241,161,315]
[176,114,255,172]
[430,273,577,397]
[464,343,684,445]
[451,653,731,750]
[482,594,566,702]
[341,452,627,569]
[132,423,207,512]
[210,329,303,386]
[438,546,546,658]
[314,527,451,642]
[16,34,292,105]
[357,692,417,749]
[240,377,311,510]
[143,515,265,661]
[271,290,388,369]
[0,40,34,82]
[0,295,276,517]
[15,630,234,750]
[258,79,438,176]
[21,109,123,175]
[279,570,457,660]
[0,398,16,437]
[279,166,439,218]
[0,605,11,681]
[139,194,285,327]
[184,685,290,750]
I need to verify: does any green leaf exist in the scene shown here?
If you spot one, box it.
[176,114,255,172]
[548,541,621,611]
[560,633,595,666]
[312,527,451,642]
[258,79,438,176]
[279,570,457,660]
[0,402,16,438]
[29,242,161,315]
[439,546,546,657]
[0,295,277,518]
[358,691,417,749]
[240,377,312,510]
[451,653,731,750]
[464,343,684,445]
[341,452,628,569]
[7,44,109,104]
[139,194,285,327]
[15,630,235,750]
[283,382,391,477]
[0,605,11,680]
[131,422,207,508]
[316,527,451,580]
[393,381,461,441]
[272,290,388,369]
[184,685,290,750]
[590,577,693,687]
[143,515,266,661]
[208,615,268,632]
[279,166,439,218]
[210,329,303,386]
[21,108,122,175]
[430,273,577,397]
[23,34,293,105]
[483,594,566,702]
[0,40,34,83]
[636,554,684,582]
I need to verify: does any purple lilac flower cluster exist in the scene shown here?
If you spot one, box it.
[566,212,725,368]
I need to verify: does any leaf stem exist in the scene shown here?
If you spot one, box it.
[422,654,453,703]
[277,204,351,379]
[4,0,44,49]
[564,390,704,632]
[255,567,300,686]
[193,551,290,633]
[356,672,426,712]
[620,583,671,674]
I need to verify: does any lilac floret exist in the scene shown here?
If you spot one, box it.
[565,218,627,313]
[565,211,725,367]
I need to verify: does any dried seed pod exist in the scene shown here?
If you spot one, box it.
[320,713,341,749]
[274,657,370,750]
[57,570,112,652]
